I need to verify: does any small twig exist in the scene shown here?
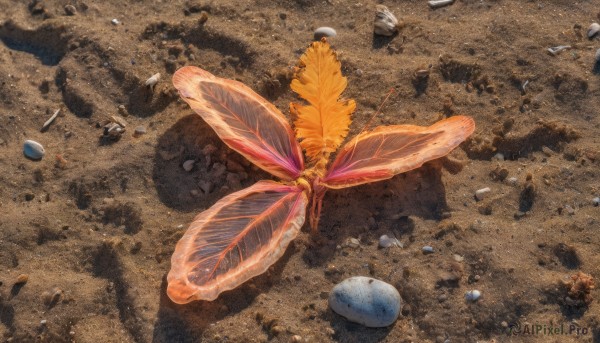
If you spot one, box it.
[41,108,60,132]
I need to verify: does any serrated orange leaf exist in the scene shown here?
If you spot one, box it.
[291,40,356,162]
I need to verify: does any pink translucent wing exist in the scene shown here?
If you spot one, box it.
[173,66,304,181]
[323,116,475,189]
[167,181,307,303]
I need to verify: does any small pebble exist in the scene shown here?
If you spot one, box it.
[40,319,47,326]
[429,0,455,9]
[475,187,491,201]
[15,274,29,284]
[198,180,214,194]
[378,235,402,248]
[134,126,147,136]
[507,177,518,185]
[547,45,570,56]
[145,73,161,88]
[314,27,336,40]
[422,246,434,254]
[595,48,600,62]
[453,254,464,262]
[23,140,45,160]
[291,335,303,343]
[373,5,399,36]
[492,153,504,161]
[64,4,76,15]
[593,197,600,207]
[183,160,195,172]
[346,238,360,248]
[587,23,600,39]
[465,290,481,302]
[111,18,120,25]
[329,276,401,327]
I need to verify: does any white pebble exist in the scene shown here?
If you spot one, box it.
[547,45,571,56]
[422,245,434,254]
[329,276,401,327]
[373,5,398,36]
[465,290,481,302]
[378,235,402,248]
[134,126,147,135]
[23,140,45,160]
[475,187,491,201]
[111,18,120,25]
[183,160,195,172]
[429,0,455,9]
[492,153,504,161]
[314,27,336,40]
[595,48,600,62]
[587,23,600,39]
[40,319,47,325]
[593,197,600,207]
[145,73,161,88]
[507,177,518,185]
[346,237,360,249]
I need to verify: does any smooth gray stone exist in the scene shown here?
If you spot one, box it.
[329,276,401,327]
[23,140,45,160]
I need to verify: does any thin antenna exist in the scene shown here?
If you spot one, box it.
[358,88,395,136]
[346,88,395,160]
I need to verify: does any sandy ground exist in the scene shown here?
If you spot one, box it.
[0,0,599,342]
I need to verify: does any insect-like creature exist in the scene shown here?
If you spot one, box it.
[167,40,475,304]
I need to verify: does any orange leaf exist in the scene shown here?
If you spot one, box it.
[291,40,356,162]
[167,181,308,303]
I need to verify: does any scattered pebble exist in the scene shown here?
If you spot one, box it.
[547,45,571,56]
[595,48,600,62]
[593,197,600,207]
[23,140,45,160]
[314,27,336,40]
[41,109,60,131]
[145,73,161,88]
[40,319,47,326]
[329,276,402,327]
[64,4,76,15]
[373,5,399,36]
[492,153,504,161]
[103,122,125,140]
[507,177,518,185]
[378,235,402,248]
[117,104,128,116]
[198,180,214,194]
[465,290,481,302]
[587,23,600,39]
[111,18,120,25]
[134,126,147,136]
[453,254,464,262]
[15,274,29,284]
[291,335,303,343]
[346,237,360,248]
[110,115,128,128]
[475,187,491,201]
[429,0,455,9]
[422,246,434,254]
[183,160,195,172]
